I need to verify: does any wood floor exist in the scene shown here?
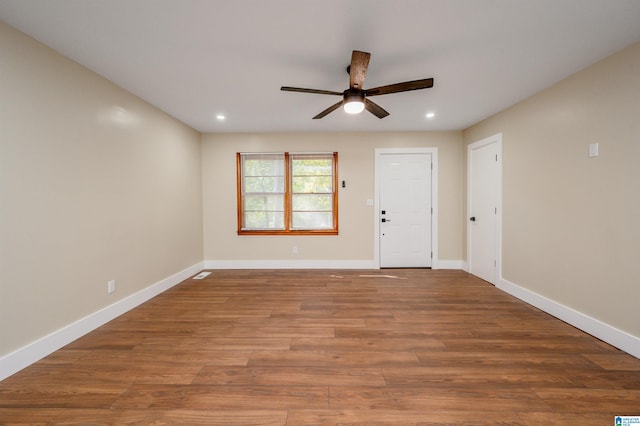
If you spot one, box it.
[1,269,639,425]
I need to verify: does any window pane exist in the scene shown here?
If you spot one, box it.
[292,157,332,176]
[244,211,285,230]
[292,194,332,211]
[289,154,335,231]
[244,177,285,193]
[241,153,286,231]
[291,212,333,229]
[243,155,285,177]
[244,194,284,211]
[291,176,332,193]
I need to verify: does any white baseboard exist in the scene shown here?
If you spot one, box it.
[433,259,463,270]
[0,262,205,381]
[497,277,640,359]
[206,259,465,270]
[205,259,378,269]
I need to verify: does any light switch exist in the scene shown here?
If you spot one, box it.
[589,143,599,157]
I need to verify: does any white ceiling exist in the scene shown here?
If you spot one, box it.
[1,0,639,133]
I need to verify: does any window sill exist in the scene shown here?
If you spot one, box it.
[238,229,338,236]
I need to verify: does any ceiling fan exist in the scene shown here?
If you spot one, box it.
[281,50,434,119]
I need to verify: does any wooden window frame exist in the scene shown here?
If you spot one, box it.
[237,152,338,235]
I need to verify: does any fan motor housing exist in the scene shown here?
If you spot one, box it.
[343,88,365,103]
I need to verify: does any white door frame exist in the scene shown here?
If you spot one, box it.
[374,147,438,268]
[466,133,502,283]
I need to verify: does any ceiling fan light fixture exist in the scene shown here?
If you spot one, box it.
[344,100,365,114]
[343,91,365,114]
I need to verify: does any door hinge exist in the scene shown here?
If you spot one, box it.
[495,154,498,162]
[431,251,433,259]
[495,207,497,214]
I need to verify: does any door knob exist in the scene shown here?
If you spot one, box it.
[470,216,476,222]
[382,218,391,223]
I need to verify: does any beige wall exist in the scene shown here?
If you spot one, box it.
[0,22,203,356]
[463,42,640,337]
[202,132,464,264]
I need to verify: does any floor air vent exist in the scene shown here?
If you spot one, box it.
[192,271,211,280]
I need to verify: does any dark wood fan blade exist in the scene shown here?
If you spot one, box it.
[364,98,390,119]
[349,50,371,89]
[281,86,343,96]
[313,100,344,119]
[365,78,434,96]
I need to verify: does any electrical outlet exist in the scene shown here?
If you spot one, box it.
[107,280,116,294]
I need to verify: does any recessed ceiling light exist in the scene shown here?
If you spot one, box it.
[216,114,226,120]
[426,112,435,119]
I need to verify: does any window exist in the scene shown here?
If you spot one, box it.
[237,152,338,235]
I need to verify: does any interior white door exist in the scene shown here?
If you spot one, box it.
[379,153,432,268]
[468,137,499,283]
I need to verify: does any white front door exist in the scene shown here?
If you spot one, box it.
[467,134,501,284]
[379,153,432,268]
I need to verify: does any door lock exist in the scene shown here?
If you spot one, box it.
[470,216,476,222]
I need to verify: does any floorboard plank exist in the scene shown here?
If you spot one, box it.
[286,409,525,425]
[193,366,386,386]
[112,384,329,410]
[328,385,552,411]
